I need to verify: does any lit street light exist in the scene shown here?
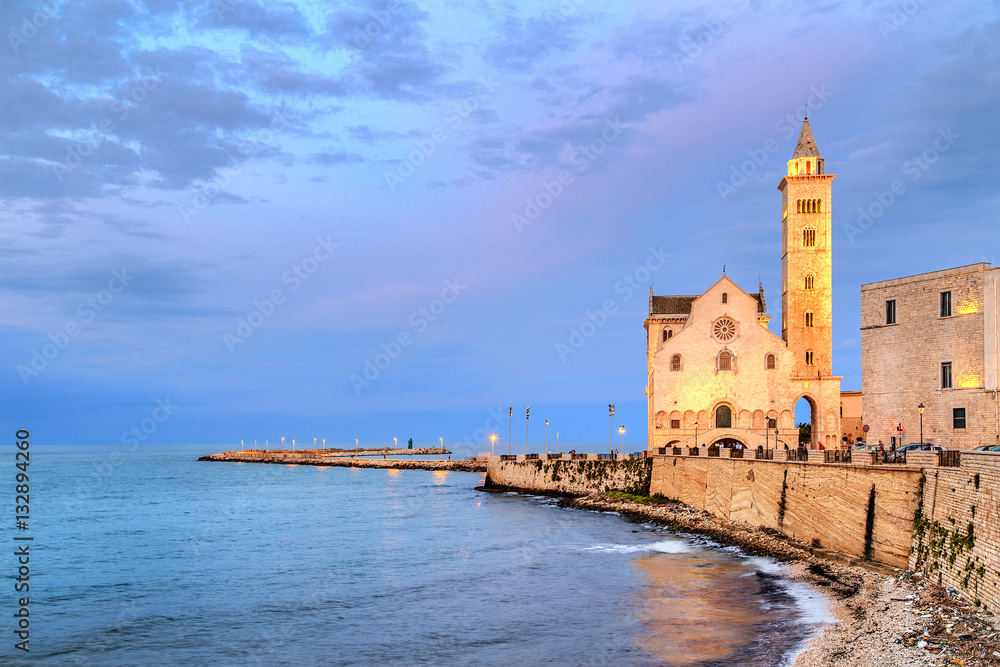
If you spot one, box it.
[619,425,625,454]
[526,407,530,455]
[694,421,699,449]
[490,433,497,456]
[440,436,444,461]
[509,407,513,455]
[918,403,925,444]
[545,420,549,454]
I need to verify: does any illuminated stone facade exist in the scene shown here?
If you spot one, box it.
[861,263,1000,450]
[645,120,842,450]
[840,390,864,444]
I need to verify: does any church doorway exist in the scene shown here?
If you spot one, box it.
[712,437,744,449]
[715,405,732,429]
[794,396,817,448]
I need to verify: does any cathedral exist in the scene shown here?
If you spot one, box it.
[645,119,842,450]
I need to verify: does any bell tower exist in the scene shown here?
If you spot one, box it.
[778,118,834,378]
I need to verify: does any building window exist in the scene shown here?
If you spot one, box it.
[715,405,732,429]
[662,329,672,342]
[953,408,966,429]
[941,362,953,389]
[721,292,728,304]
[940,291,952,318]
[885,299,896,325]
[670,419,680,429]
[804,274,814,290]
[670,355,682,371]
[718,351,733,371]
[765,353,776,370]
[803,228,816,247]
[805,350,814,366]
[805,311,814,327]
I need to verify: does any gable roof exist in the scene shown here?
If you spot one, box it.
[650,292,765,315]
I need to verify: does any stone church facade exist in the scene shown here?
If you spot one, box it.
[645,119,842,450]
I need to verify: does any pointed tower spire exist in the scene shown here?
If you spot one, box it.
[793,118,821,158]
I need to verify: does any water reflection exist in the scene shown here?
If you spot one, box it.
[632,549,807,666]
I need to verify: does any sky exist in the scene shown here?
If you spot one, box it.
[1,0,999,453]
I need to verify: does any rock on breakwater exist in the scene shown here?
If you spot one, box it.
[199,452,486,472]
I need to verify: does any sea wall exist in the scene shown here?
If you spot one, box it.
[650,454,923,568]
[484,456,652,495]
[200,451,486,472]
[911,452,1000,613]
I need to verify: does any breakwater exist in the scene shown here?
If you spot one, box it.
[199,451,486,472]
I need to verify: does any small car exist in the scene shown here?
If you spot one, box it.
[851,443,882,452]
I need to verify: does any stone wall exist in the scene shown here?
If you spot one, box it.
[650,455,923,568]
[484,456,652,496]
[911,452,1000,614]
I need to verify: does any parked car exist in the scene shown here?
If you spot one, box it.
[851,443,881,452]
[898,443,947,452]
[973,444,1000,451]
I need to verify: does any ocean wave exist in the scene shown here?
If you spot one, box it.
[580,538,696,554]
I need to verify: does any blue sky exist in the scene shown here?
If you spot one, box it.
[2,0,998,451]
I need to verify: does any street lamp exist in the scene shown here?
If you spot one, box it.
[694,421,699,448]
[776,427,780,449]
[241,440,244,452]
[609,404,615,456]
[545,420,549,454]
[490,433,497,455]
[619,425,625,455]
[526,407,530,454]
[509,407,513,456]
[393,437,397,459]
[292,439,295,452]
[440,436,444,460]
[281,436,285,450]
[556,432,559,454]
[918,403,925,444]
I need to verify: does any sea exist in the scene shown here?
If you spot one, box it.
[12,444,834,666]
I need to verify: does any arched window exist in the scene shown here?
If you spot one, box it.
[817,199,822,213]
[805,350,814,366]
[803,228,816,247]
[670,355,682,371]
[806,161,811,175]
[715,405,732,429]
[804,274,815,290]
[765,353,776,370]
[718,351,733,371]
[796,199,802,213]
[662,329,672,342]
[805,311,814,327]
[721,292,728,304]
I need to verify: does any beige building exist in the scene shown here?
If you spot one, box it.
[645,119,842,450]
[840,390,863,444]
[861,263,1000,450]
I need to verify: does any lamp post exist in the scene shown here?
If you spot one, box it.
[292,439,295,452]
[619,425,625,455]
[393,437,397,460]
[509,407,513,455]
[556,432,559,454]
[281,436,285,451]
[322,438,326,452]
[526,407,530,454]
[776,427,780,449]
[609,404,615,456]
[490,433,497,456]
[545,420,549,454]
[918,403,925,444]
[241,440,244,452]
[694,421,699,448]
[440,436,444,460]
[355,438,359,457]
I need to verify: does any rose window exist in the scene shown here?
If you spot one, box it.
[713,318,737,342]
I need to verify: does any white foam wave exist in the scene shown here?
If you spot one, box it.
[581,538,695,554]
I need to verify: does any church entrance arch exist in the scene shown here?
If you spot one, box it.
[711,437,745,449]
[794,395,818,448]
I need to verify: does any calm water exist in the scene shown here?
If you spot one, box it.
[12,445,831,666]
